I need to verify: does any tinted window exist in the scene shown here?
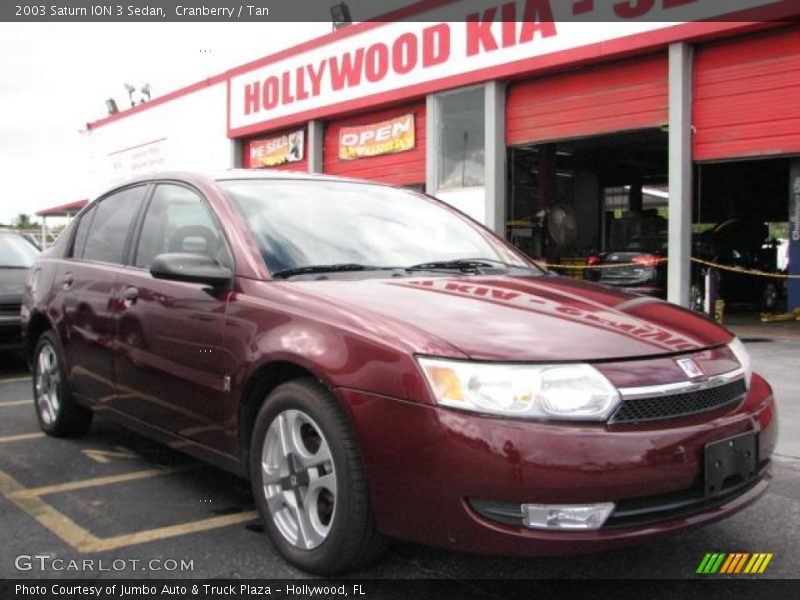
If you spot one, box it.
[135,184,228,269]
[71,205,96,259]
[81,186,145,264]
[0,234,39,267]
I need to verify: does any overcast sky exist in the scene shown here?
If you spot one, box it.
[0,1,414,226]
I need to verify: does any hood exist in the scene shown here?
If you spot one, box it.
[290,274,731,362]
[0,268,28,304]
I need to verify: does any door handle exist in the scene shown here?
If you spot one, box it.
[122,287,139,308]
[62,273,73,290]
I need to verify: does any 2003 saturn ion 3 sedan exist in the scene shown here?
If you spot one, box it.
[22,171,777,574]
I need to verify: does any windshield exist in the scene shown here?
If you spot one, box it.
[220,179,534,276]
[625,235,667,254]
[0,234,39,267]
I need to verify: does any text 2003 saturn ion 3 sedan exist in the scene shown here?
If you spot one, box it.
[22,171,776,574]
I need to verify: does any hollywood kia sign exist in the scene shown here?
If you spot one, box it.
[227,0,782,136]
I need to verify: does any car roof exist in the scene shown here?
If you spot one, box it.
[112,169,389,189]
[93,169,394,202]
[212,169,367,184]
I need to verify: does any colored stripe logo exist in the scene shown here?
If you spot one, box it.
[696,553,773,574]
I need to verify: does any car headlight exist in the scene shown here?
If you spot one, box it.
[416,357,620,421]
[727,337,752,389]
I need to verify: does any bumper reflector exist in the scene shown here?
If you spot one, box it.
[522,502,615,530]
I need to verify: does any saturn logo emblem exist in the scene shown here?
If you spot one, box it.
[676,357,704,379]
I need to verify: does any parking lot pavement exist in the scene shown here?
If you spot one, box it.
[0,345,798,582]
[743,338,800,459]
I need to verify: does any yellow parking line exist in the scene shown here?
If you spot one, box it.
[0,376,32,384]
[82,510,259,553]
[0,432,44,443]
[0,469,102,550]
[0,467,257,552]
[0,400,32,407]
[10,467,193,499]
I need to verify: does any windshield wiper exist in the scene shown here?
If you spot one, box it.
[271,263,397,279]
[405,258,513,273]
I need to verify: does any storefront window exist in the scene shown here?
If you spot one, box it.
[436,87,485,189]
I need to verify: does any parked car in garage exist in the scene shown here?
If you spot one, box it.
[0,229,39,353]
[22,171,777,574]
[585,219,785,312]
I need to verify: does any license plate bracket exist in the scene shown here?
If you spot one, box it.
[704,431,758,497]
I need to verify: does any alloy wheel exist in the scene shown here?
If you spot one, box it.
[35,343,61,426]
[261,409,337,550]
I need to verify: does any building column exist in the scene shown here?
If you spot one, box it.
[230,139,243,168]
[308,120,324,174]
[789,159,800,311]
[485,81,506,235]
[425,94,437,194]
[667,42,694,307]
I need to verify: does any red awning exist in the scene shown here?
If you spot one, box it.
[36,199,89,217]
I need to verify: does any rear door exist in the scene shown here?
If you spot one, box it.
[58,185,147,403]
[112,182,233,451]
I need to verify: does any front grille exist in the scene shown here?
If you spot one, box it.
[609,378,747,424]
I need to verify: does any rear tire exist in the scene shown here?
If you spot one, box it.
[760,282,778,313]
[32,331,92,437]
[249,379,387,574]
[689,283,705,313]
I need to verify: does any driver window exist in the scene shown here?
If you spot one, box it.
[134,184,230,270]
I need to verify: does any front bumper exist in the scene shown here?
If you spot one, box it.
[0,314,23,351]
[336,373,776,555]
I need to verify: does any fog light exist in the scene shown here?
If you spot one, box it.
[522,502,615,530]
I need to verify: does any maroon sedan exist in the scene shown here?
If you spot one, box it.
[21,171,776,574]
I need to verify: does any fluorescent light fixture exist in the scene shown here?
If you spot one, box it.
[330,2,352,30]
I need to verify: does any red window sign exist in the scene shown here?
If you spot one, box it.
[247,129,305,167]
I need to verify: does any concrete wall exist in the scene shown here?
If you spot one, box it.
[85,82,233,197]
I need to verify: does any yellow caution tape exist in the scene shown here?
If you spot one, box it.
[688,257,799,280]
[760,308,800,322]
[540,257,799,279]
[541,259,667,270]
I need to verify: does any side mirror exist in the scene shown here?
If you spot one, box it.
[150,253,232,288]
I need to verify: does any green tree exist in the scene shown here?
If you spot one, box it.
[12,213,39,230]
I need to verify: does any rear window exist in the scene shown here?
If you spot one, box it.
[0,234,39,267]
[625,236,667,253]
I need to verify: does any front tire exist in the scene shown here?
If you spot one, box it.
[32,331,92,437]
[249,379,386,574]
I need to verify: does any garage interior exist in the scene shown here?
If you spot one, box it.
[506,133,792,316]
[506,128,669,264]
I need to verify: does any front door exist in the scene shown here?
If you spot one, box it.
[113,183,233,452]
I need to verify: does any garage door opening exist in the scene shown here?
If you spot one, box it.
[506,128,669,271]
[694,157,792,315]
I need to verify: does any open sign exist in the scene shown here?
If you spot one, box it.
[339,114,415,160]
